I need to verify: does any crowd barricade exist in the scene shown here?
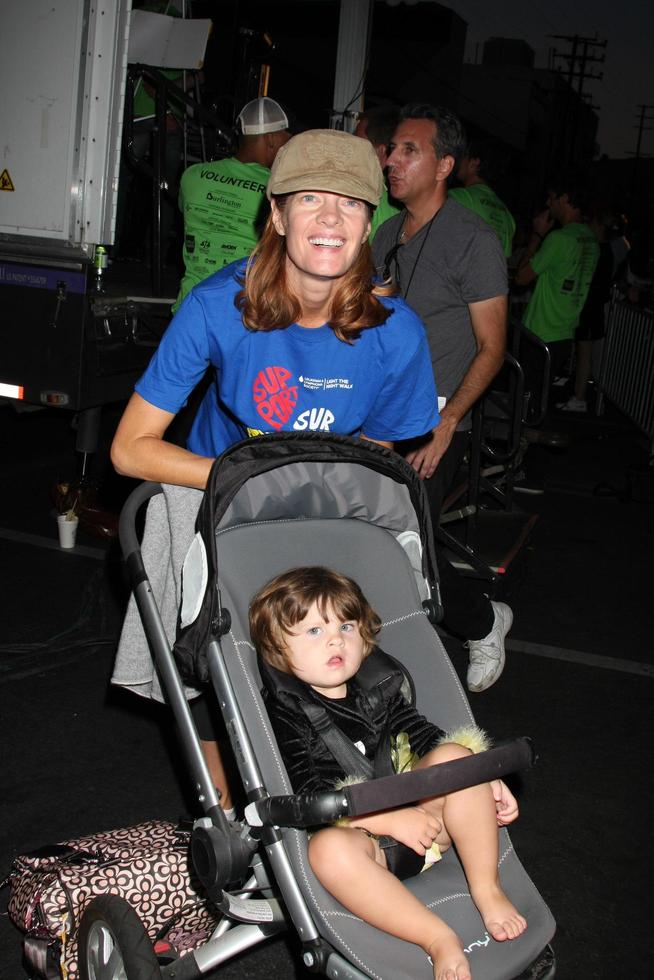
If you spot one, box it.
[597,291,654,445]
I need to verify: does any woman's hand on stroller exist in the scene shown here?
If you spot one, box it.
[492,779,520,826]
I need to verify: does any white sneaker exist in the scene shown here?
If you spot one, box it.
[465,602,513,693]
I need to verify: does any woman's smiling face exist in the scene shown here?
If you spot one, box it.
[281,600,365,699]
[271,191,371,297]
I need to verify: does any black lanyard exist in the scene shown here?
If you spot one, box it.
[383,208,441,302]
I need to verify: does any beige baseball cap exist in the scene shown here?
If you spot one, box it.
[267,129,384,207]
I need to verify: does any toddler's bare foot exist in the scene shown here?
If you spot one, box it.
[427,927,471,980]
[471,883,527,942]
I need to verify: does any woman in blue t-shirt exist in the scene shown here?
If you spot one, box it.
[111,129,439,488]
[110,129,440,814]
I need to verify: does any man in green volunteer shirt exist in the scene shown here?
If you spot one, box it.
[173,97,290,311]
[354,104,401,240]
[514,175,599,406]
[449,140,515,258]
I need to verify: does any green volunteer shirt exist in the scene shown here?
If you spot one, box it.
[449,183,515,257]
[370,186,400,241]
[173,157,270,311]
[524,222,599,343]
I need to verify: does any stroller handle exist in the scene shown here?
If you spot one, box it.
[245,737,535,829]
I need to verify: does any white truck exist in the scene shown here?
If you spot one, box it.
[0,0,144,414]
[0,0,367,421]
[0,0,217,423]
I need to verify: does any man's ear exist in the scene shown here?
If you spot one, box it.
[436,154,456,182]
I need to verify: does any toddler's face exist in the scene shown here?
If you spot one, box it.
[282,601,365,699]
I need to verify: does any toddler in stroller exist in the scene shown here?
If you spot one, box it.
[251,565,527,980]
[112,432,555,980]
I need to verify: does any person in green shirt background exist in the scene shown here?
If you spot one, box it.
[450,139,516,258]
[514,174,600,413]
[173,96,290,311]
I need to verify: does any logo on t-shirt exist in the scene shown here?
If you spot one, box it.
[293,407,335,431]
[251,365,338,432]
[299,375,352,390]
[253,366,299,430]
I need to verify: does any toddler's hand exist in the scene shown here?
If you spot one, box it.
[388,806,442,855]
[492,779,519,826]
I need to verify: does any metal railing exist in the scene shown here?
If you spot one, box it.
[597,290,654,443]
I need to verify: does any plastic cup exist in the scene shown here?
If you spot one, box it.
[57,514,79,549]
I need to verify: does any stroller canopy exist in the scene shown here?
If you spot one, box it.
[174,433,441,686]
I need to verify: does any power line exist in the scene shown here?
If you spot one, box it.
[628,103,654,158]
[549,33,606,98]
[626,104,654,193]
[548,33,607,165]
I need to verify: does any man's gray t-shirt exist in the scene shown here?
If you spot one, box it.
[372,198,507,429]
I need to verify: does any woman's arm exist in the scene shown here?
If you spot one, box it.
[111,392,214,490]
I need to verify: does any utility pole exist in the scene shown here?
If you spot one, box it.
[550,34,606,166]
[627,104,654,195]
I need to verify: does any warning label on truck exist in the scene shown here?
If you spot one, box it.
[0,169,15,191]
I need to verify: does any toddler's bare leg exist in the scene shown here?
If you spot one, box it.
[309,826,470,980]
[415,745,527,942]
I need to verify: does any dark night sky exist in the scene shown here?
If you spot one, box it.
[206,0,652,159]
[443,0,653,158]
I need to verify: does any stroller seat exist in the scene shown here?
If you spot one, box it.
[210,516,553,980]
[118,433,556,980]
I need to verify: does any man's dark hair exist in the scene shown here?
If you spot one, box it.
[464,138,509,183]
[359,104,400,148]
[546,171,592,216]
[399,103,467,166]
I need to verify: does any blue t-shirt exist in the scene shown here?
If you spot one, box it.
[136,260,440,457]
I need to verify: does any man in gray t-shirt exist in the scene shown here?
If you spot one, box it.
[372,103,510,694]
[373,195,507,426]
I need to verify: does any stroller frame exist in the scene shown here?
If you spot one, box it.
[116,434,556,980]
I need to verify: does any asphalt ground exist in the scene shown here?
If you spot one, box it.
[1,398,652,979]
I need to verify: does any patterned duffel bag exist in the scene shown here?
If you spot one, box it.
[4,819,219,979]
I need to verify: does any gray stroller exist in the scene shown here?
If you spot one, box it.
[101,433,555,980]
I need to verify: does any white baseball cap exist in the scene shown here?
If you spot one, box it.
[237,97,289,135]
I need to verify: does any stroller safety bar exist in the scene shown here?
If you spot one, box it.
[245,738,535,828]
[246,790,349,829]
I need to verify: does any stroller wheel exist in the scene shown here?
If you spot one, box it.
[78,895,162,980]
